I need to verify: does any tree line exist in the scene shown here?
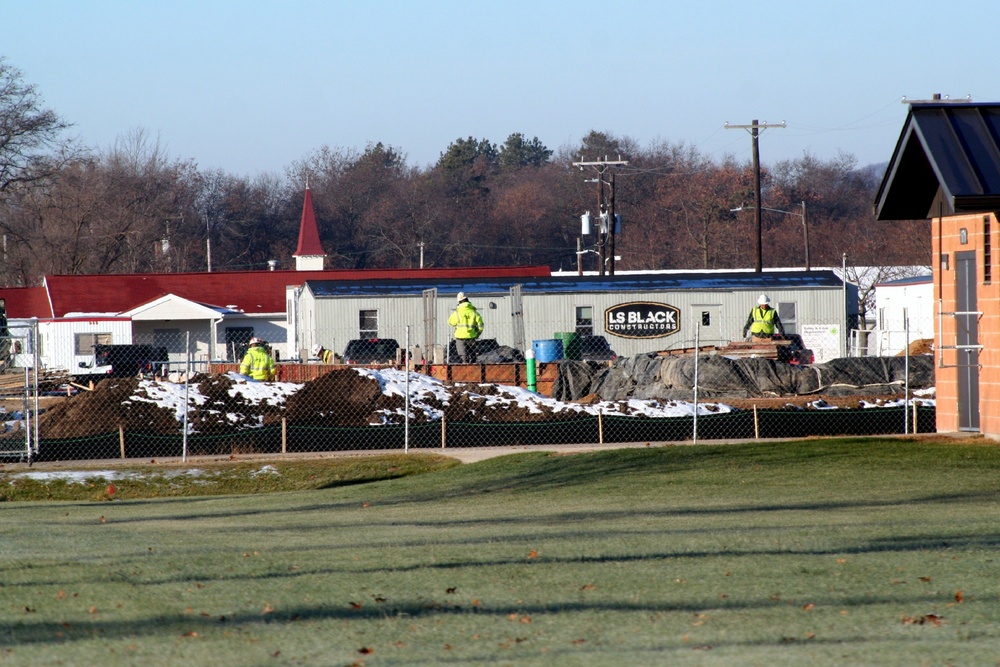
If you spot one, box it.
[0,58,928,287]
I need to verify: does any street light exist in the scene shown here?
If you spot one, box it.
[731,201,810,271]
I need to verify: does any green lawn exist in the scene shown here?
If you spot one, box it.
[2,437,1000,666]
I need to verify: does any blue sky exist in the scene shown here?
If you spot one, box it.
[3,0,997,177]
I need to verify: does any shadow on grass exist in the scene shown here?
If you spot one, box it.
[1,589,969,648]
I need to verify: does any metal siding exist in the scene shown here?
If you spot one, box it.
[307,285,852,360]
[39,319,133,372]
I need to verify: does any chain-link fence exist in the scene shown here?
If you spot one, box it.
[0,314,936,464]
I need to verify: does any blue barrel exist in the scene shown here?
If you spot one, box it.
[532,339,564,363]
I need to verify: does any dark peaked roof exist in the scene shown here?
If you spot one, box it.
[875,102,1000,220]
[294,187,325,257]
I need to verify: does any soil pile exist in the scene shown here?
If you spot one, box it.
[38,378,178,439]
[28,357,936,442]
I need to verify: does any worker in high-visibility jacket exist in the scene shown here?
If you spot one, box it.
[311,343,335,364]
[448,292,484,363]
[240,337,276,380]
[742,294,786,341]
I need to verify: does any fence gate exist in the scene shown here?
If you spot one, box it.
[0,324,38,462]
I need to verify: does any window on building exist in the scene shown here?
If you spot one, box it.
[985,215,992,284]
[575,306,594,336]
[75,332,112,356]
[777,302,797,333]
[359,309,379,338]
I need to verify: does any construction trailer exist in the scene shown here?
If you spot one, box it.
[291,270,858,364]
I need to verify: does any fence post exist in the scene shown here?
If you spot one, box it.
[182,331,190,462]
[903,307,910,435]
[281,417,287,454]
[441,413,447,448]
[405,325,410,454]
[692,326,700,445]
[119,425,125,459]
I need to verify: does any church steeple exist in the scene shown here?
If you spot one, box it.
[293,186,326,271]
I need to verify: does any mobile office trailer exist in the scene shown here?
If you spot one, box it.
[23,317,135,373]
[293,271,857,363]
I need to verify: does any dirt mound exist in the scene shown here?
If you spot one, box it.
[445,383,586,423]
[284,369,403,426]
[188,374,285,432]
[38,378,179,439]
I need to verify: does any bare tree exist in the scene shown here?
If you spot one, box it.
[0,58,73,201]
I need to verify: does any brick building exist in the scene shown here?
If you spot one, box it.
[875,99,1000,437]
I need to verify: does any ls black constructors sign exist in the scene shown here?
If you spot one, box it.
[605,302,681,339]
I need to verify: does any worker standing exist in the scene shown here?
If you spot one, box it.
[742,294,786,341]
[240,337,276,380]
[448,292,484,363]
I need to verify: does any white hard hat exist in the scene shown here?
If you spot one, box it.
[311,344,322,356]
[758,294,770,305]
[249,337,264,345]
[457,292,466,302]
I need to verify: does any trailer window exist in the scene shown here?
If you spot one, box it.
[575,306,594,336]
[359,310,378,338]
[75,332,112,355]
[777,302,797,333]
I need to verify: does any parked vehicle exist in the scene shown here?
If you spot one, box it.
[342,338,400,365]
[75,344,170,383]
[578,335,617,362]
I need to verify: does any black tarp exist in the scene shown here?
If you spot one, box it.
[554,354,935,402]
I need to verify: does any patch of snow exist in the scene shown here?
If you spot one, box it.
[9,468,206,484]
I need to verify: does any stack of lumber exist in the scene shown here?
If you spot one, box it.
[716,339,791,360]
[0,370,71,395]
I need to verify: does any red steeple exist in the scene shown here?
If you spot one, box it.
[294,187,325,257]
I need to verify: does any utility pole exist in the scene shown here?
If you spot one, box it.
[801,200,810,271]
[724,120,785,272]
[572,157,628,276]
[609,172,617,275]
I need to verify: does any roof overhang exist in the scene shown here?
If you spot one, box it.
[875,102,1000,220]
[119,293,234,321]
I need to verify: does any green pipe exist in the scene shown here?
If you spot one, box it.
[526,349,537,392]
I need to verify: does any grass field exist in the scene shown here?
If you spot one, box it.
[2,437,1000,666]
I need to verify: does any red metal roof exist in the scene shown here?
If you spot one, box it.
[28,266,551,317]
[0,286,53,318]
[293,188,325,257]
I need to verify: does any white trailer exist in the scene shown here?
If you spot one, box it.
[31,317,134,373]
